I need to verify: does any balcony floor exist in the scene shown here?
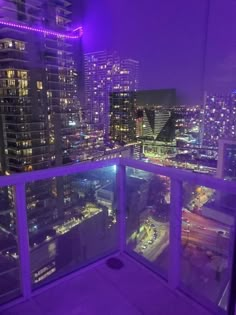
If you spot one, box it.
[2,254,212,315]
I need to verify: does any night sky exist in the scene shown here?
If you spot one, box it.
[74,0,236,104]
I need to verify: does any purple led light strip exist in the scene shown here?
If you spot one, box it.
[0,21,83,39]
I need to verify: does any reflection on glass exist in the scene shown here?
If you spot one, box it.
[25,166,118,288]
[126,167,170,278]
[0,186,20,304]
[181,183,235,312]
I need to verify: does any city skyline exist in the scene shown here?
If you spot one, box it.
[0,1,236,314]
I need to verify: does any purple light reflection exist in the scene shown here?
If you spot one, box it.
[0,21,83,39]
[73,26,84,37]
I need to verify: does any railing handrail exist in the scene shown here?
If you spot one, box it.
[120,158,236,192]
[0,158,120,187]
[1,157,236,193]
[0,157,235,314]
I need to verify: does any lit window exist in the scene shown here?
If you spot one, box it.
[19,80,28,88]
[19,89,28,96]
[37,81,43,90]
[17,71,27,79]
[7,70,15,78]
[56,15,65,26]
[15,41,25,51]
[8,79,15,87]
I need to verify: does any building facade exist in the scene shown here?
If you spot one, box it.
[172,105,202,143]
[141,108,175,142]
[202,92,236,148]
[0,1,83,241]
[109,91,137,144]
[84,51,139,137]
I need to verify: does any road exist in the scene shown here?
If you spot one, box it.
[130,211,231,310]
[182,210,231,255]
[132,217,169,261]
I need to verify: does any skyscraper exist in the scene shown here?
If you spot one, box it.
[0,1,83,234]
[172,105,201,136]
[0,1,84,173]
[202,92,236,148]
[142,109,174,141]
[135,89,176,141]
[84,51,139,137]
[109,91,137,143]
[217,139,236,180]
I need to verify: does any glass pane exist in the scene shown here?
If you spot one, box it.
[126,167,170,278]
[26,166,118,288]
[180,183,235,312]
[0,186,21,304]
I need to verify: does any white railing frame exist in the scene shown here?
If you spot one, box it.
[168,179,183,289]
[0,157,235,314]
[116,164,127,252]
[15,183,31,300]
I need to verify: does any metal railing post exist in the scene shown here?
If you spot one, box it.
[228,222,236,315]
[15,183,31,300]
[168,179,182,289]
[116,164,126,253]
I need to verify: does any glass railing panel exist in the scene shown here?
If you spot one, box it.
[126,167,170,279]
[25,165,118,288]
[0,186,21,304]
[180,183,235,313]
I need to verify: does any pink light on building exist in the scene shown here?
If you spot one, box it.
[0,20,83,39]
[72,26,84,37]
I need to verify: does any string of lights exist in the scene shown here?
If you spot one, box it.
[0,20,83,39]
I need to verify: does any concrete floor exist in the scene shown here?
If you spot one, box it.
[1,254,212,315]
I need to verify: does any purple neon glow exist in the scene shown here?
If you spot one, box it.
[73,26,84,37]
[0,21,83,39]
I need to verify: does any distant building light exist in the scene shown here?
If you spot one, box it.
[37,81,43,90]
[69,121,76,126]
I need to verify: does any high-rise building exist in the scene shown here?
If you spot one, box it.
[135,89,176,140]
[84,51,139,136]
[172,105,201,135]
[0,1,83,233]
[109,91,137,143]
[142,109,175,141]
[202,92,236,148]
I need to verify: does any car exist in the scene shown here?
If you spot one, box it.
[148,240,153,244]
[141,244,147,249]
[197,225,206,230]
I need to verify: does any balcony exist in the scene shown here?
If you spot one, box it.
[0,158,235,315]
